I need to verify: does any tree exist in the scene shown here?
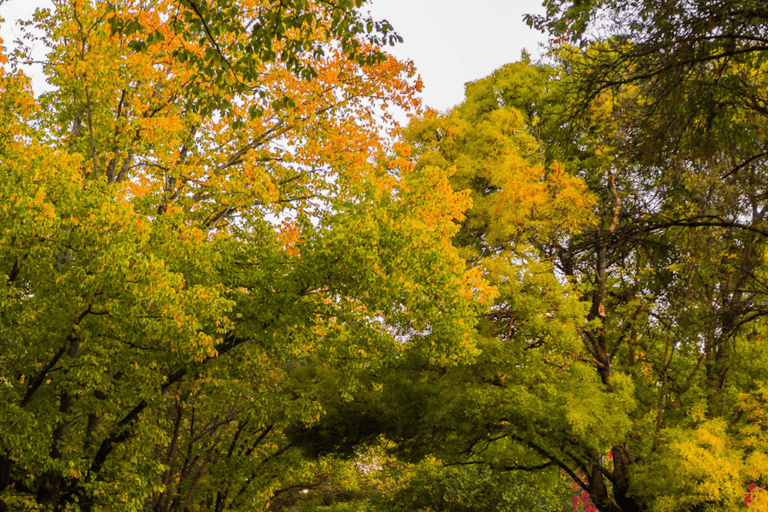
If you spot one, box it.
[525,2,768,509]
[292,53,768,512]
[441,54,768,512]
[526,0,768,178]
[0,1,486,510]
[287,57,598,510]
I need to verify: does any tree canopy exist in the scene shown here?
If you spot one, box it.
[289,50,768,512]
[4,1,768,512]
[0,1,487,510]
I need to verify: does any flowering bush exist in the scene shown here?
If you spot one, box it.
[746,483,768,509]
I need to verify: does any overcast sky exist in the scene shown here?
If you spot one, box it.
[0,0,547,111]
[368,0,547,111]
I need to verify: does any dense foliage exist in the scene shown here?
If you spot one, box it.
[0,1,486,510]
[290,49,768,512]
[4,0,768,511]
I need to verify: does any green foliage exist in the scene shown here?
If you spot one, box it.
[6,1,768,511]
[282,453,572,512]
[0,2,481,511]
[294,49,768,512]
[378,461,571,512]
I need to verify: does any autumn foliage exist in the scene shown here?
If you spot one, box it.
[5,0,768,511]
[0,1,488,510]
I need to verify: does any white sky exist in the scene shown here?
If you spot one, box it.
[368,0,547,112]
[0,0,547,112]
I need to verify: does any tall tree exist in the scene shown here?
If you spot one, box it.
[525,2,768,509]
[293,54,768,512]
[0,1,485,511]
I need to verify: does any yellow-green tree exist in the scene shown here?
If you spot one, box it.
[293,54,768,512]
[404,53,768,512]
